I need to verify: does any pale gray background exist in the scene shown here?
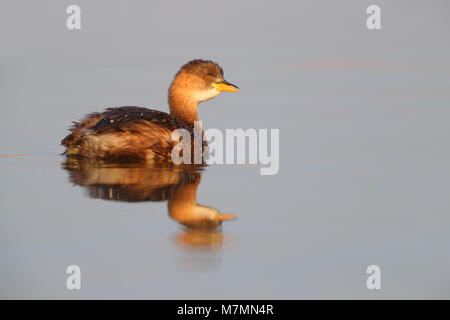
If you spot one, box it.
[1,0,449,298]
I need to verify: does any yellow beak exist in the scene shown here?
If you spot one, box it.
[212,80,240,92]
[217,213,236,221]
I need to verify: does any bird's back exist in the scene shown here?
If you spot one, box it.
[61,106,195,160]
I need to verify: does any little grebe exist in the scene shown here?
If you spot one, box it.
[61,59,239,160]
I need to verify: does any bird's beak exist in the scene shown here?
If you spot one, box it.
[212,80,240,92]
[217,213,236,221]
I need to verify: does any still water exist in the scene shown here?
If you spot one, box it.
[1,126,449,299]
[1,0,450,299]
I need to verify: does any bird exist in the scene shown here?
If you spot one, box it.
[61,59,239,161]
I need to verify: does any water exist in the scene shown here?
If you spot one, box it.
[1,0,450,299]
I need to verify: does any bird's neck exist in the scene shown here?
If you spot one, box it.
[168,177,201,224]
[168,90,199,125]
[169,179,200,208]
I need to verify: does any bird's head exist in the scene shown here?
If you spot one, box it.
[169,59,239,106]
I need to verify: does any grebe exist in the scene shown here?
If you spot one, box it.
[61,59,239,160]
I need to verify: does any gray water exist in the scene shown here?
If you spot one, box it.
[1,0,450,299]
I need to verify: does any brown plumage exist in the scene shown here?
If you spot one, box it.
[61,59,239,161]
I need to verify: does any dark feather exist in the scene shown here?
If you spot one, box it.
[61,106,205,161]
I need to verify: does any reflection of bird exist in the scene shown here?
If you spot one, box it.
[64,159,186,202]
[63,159,235,247]
[61,60,239,161]
[167,172,235,230]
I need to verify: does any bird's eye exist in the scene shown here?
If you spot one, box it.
[205,75,213,83]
